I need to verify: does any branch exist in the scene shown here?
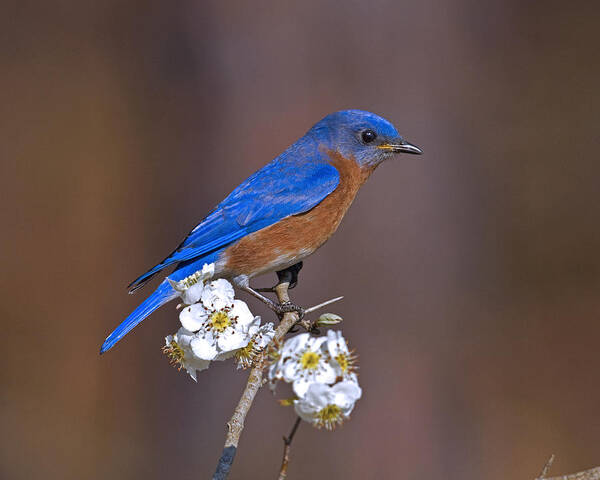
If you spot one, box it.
[304,296,344,314]
[277,416,301,480]
[536,455,600,480]
[212,282,303,479]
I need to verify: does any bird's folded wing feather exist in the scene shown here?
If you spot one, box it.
[128,153,340,291]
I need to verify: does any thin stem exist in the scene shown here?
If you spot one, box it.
[212,281,343,479]
[535,455,600,480]
[286,416,302,443]
[277,417,302,480]
[304,296,344,314]
[539,455,555,479]
[212,282,300,480]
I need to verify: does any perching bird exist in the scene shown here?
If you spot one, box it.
[100,110,421,353]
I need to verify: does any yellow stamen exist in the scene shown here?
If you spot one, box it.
[316,404,343,430]
[235,340,255,368]
[300,351,320,370]
[335,353,349,372]
[209,311,231,332]
[333,347,357,375]
[178,271,204,289]
[162,340,185,370]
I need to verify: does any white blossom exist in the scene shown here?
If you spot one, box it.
[200,278,235,309]
[271,333,337,397]
[178,279,255,360]
[293,376,362,430]
[168,263,215,305]
[179,282,204,306]
[163,327,210,381]
[163,270,281,377]
[233,319,276,368]
[326,330,357,378]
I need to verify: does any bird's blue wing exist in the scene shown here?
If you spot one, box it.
[128,151,339,291]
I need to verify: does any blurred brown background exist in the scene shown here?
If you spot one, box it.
[2,1,600,479]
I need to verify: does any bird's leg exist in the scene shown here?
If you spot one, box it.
[233,271,305,320]
[279,262,303,290]
[272,262,305,322]
[234,277,281,311]
[256,262,303,292]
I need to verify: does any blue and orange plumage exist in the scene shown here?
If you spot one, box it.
[100,110,421,353]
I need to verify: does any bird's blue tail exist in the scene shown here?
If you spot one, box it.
[100,280,177,354]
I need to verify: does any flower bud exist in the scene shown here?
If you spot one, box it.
[316,313,343,326]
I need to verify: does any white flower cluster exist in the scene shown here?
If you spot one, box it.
[163,264,275,380]
[163,264,363,430]
[269,331,362,430]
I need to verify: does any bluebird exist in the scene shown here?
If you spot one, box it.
[100,110,421,353]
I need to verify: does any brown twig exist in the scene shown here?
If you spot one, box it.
[539,455,556,478]
[277,416,302,480]
[536,455,600,480]
[212,281,308,479]
[222,282,299,445]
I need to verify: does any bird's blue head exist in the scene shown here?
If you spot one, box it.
[307,110,422,168]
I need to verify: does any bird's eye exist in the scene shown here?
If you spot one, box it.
[361,129,377,144]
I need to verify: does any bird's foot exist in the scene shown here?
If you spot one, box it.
[258,297,306,321]
[278,302,321,334]
[275,301,305,320]
[241,291,318,333]
[256,262,304,293]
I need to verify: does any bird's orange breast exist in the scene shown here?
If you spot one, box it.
[221,150,375,277]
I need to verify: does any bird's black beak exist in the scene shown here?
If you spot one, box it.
[378,139,423,155]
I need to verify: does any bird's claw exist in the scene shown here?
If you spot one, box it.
[274,301,305,321]
[279,304,321,334]
[273,303,321,334]
[278,302,321,334]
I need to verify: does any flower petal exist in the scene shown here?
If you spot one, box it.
[179,304,208,332]
[190,336,218,360]
[294,397,318,424]
[332,379,362,406]
[201,279,235,306]
[217,329,249,352]
[244,316,262,337]
[326,329,349,357]
[254,322,275,348]
[212,278,235,299]
[174,327,196,349]
[282,333,309,355]
[307,336,327,352]
[230,300,254,326]
[186,368,198,382]
[341,401,356,417]
[201,263,215,279]
[314,362,337,386]
[184,356,210,381]
[214,349,237,361]
[268,362,283,386]
[282,361,300,383]
[303,382,333,406]
[292,379,314,398]
[181,282,204,305]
